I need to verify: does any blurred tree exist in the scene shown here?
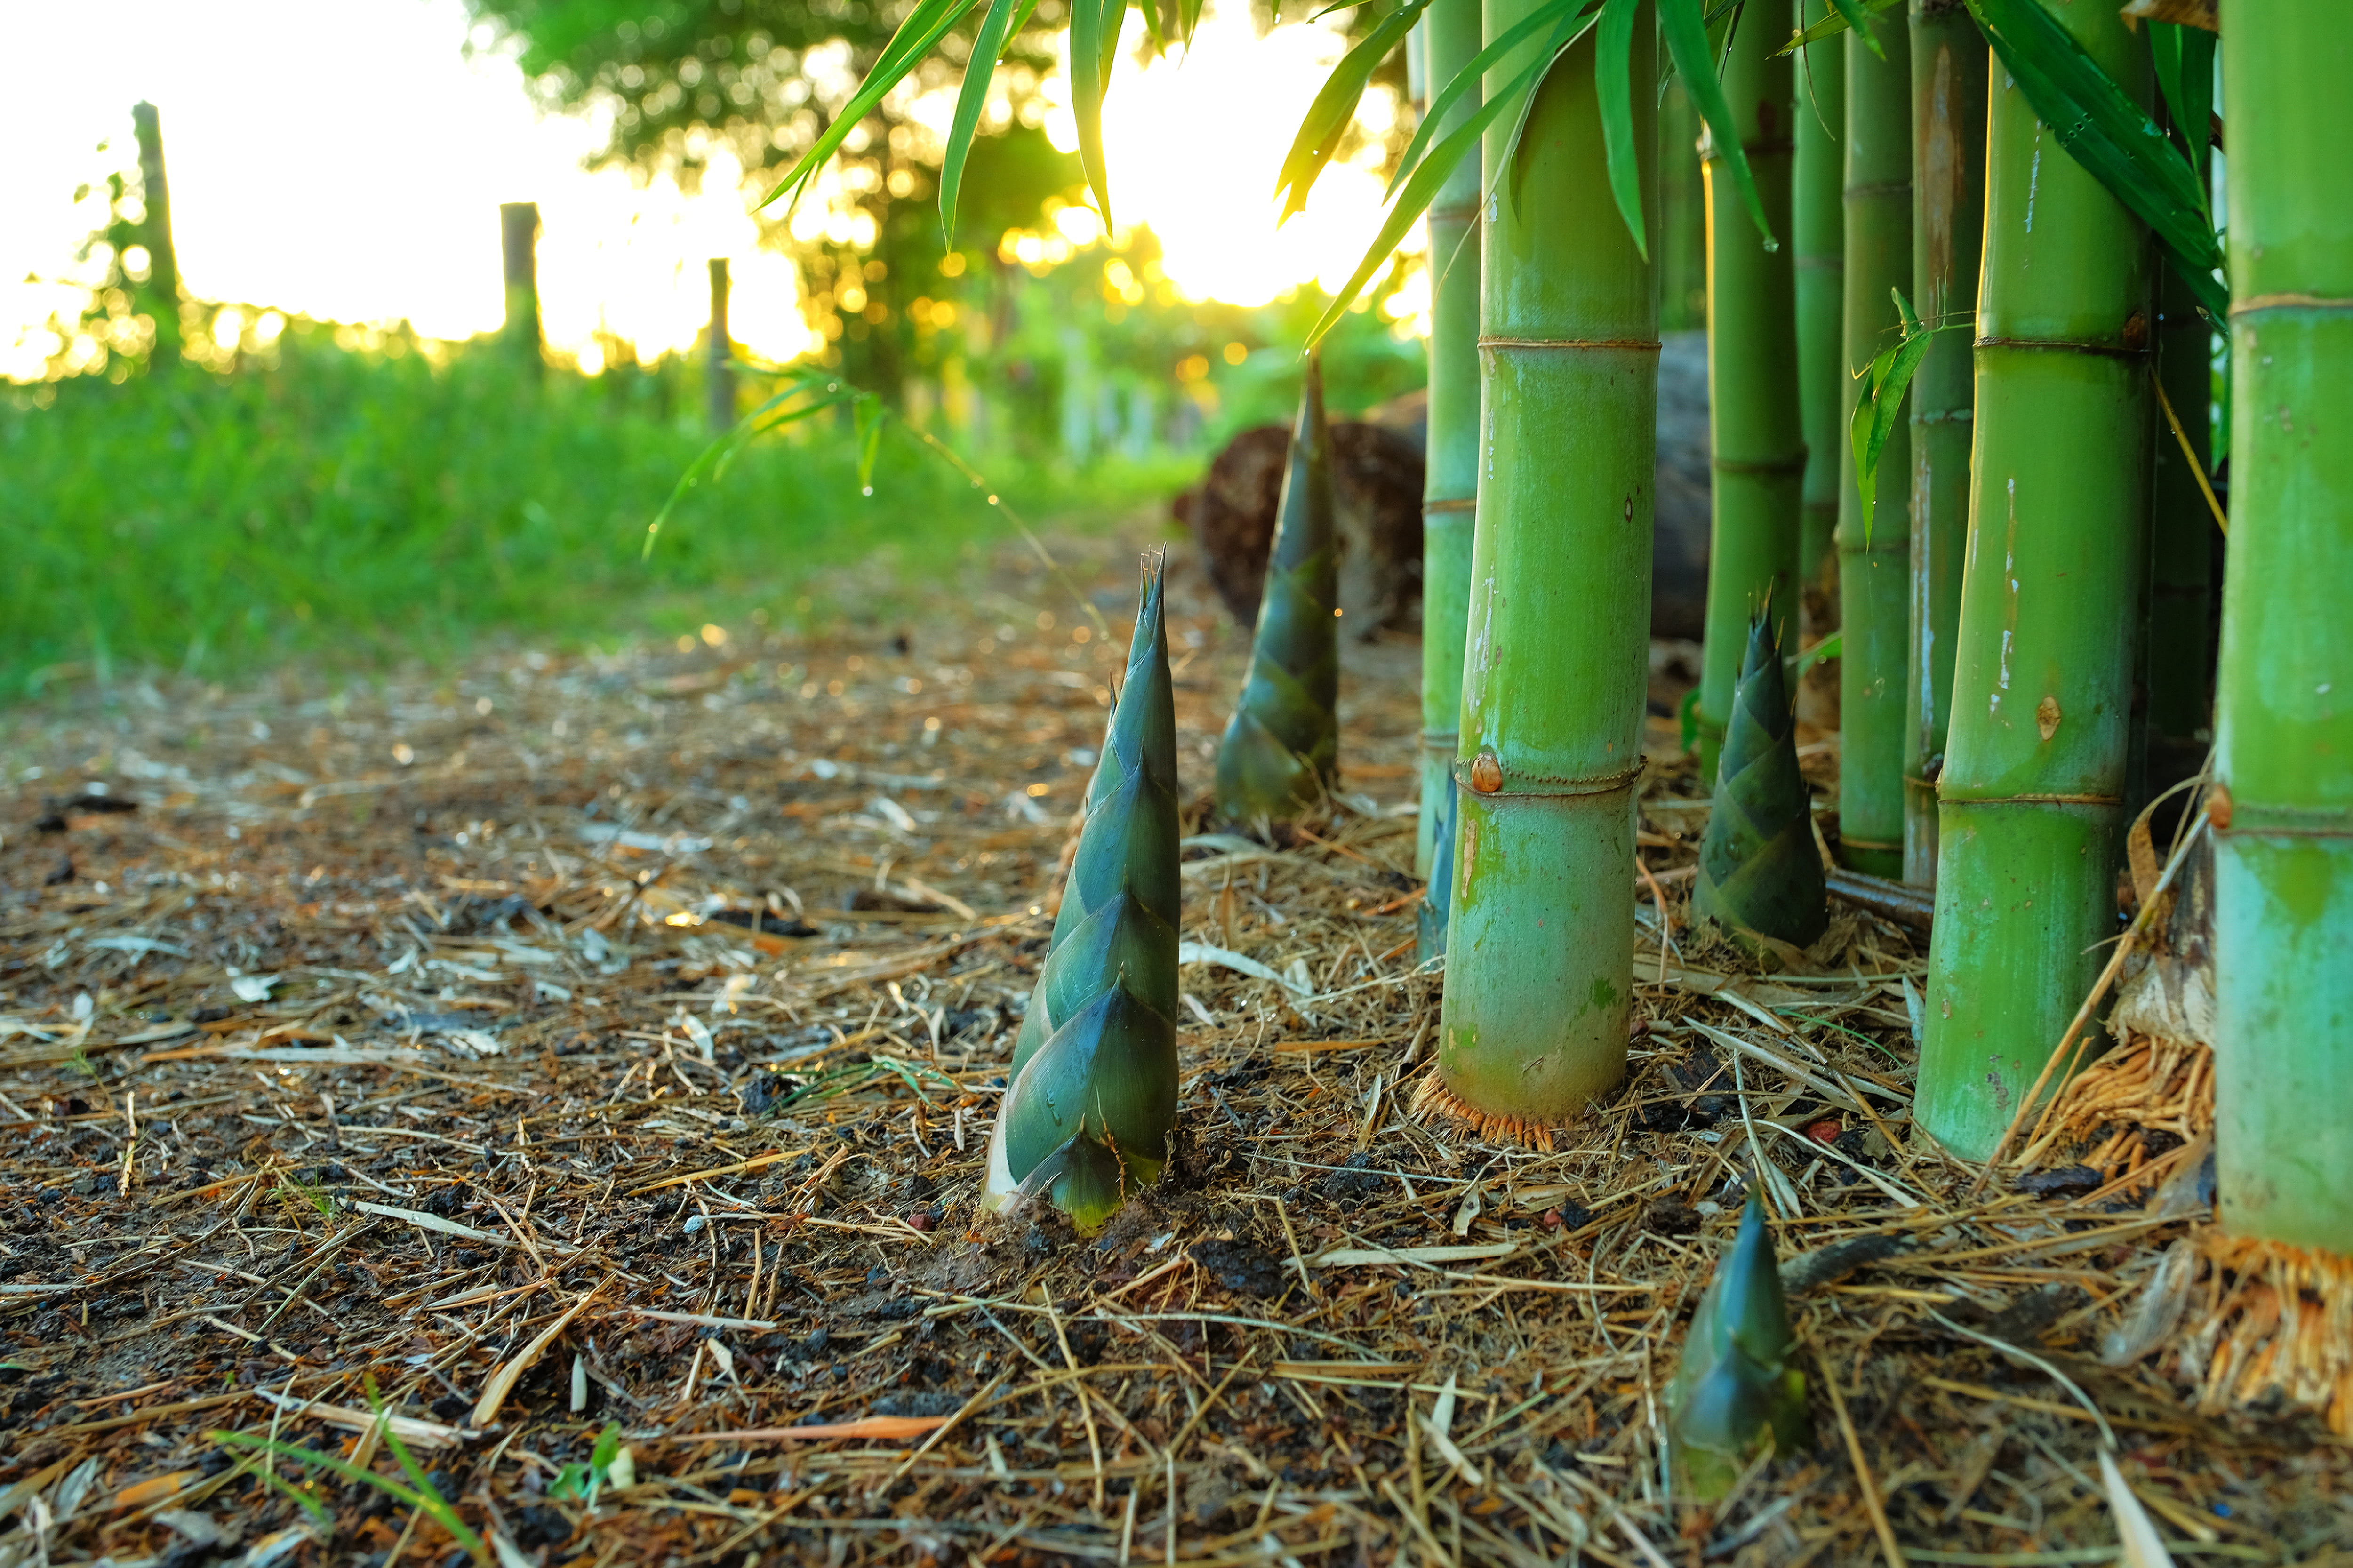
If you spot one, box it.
[462,0,1082,399]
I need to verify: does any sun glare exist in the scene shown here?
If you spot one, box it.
[1047,4,1424,311]
[3,0,1417,383]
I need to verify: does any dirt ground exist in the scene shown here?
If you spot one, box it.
[3,528,2347,1568]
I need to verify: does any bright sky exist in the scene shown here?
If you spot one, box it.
[1,0,1414,384]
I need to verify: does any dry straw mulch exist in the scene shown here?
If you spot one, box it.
[3,532,2349,1568]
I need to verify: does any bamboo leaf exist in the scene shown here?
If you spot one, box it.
[2147,20,2213,183]
[1777,0,1896,58]
[758,0,984,212]
[1070,0,1125,224]
[645,370,864,557]
[853,393,886,493]
[1851,288,1959,536]
[1662,0,1774,249]
[1307,47,1557,346]
[1963,0,2225,320]
[1596,0,1648,259]
[1385,0,1591,200]
[1276,0,1433,222]
[1313,3,1598,345]
[940,0,1024,246]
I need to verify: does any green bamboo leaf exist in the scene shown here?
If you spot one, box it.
[645,371,864,557]
[940,0,1024,246]
[2147,20,2214,183]
[1384,0,1590,200]
[1595,0,1647,259]
[1310,8,1594,345]
[1692,613,1827,949]
[1661,0,1773,250]
[853,393,886,493]
[1070,0,1124,224]
[1215,362,1339,822]
[1275,0,1433,222]
[1850,289,1954,536]
[1963,0,2225,320]
[1776,0,1898,57]
[758,0,984,211]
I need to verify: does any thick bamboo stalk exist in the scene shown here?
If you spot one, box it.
[1793,18,1846,629]
[2212,0,2353,1253]
[2145,260,2213,789]
[1834,16,1913,878]
[1416,0,1483,946]
[1425,0,1654,1138]
[1900,1,1989,887]
[1918,1,2153,1162]
[1691,7,1802,784]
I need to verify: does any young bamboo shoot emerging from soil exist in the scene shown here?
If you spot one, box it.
[1213,360,1339,825]
[1693,609,1827,951]
[1667,1186,1810,1499]
[983,564,1180,1231]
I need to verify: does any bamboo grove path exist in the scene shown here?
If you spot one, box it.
[2,530,2345,1567]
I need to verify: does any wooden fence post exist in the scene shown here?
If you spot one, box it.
[708,257,735,432]
[130,101,182,367]
[500,201,542,375]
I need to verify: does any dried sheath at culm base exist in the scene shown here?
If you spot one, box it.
[1666,1186,1811,1498]
[982,562,1180,1231]
[1693,609,1827,949]
[1212,358,1338,823]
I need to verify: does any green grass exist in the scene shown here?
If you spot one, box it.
[0,325,1190,694]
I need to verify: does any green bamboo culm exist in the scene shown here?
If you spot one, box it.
[1415,0,1482,963]
[1919,1,2154,1162]
[1694,608,1827,950]
[1690,0,1802,784]
[1425,1,1653,1145]
[1666,1186,1811,1500]
[1213,360,1339,825]
[2212,0,2353,1254]
[1833,14,1912,878]
[1900,0,1990,886]
[983,563,1180,1231]
[1793,16,1846,632]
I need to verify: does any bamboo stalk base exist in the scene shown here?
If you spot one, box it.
[1409,1072,1561,1152]
[2169,1232,2353,1438]
[1919,797,2121,1161]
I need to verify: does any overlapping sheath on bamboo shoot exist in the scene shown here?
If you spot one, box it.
[984,566,1180,1230]
[1214,362,1339,824]
[1694,612,1828,949]
[1667,1187,1811,1499]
